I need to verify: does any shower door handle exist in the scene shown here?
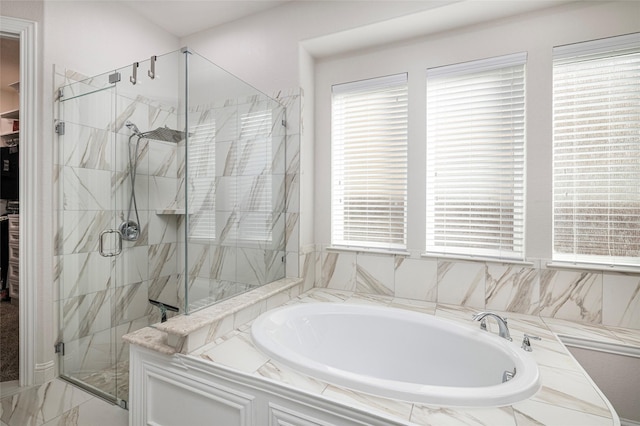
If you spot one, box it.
[99,229,123,257]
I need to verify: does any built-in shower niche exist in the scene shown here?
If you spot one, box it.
[53,47,289,406]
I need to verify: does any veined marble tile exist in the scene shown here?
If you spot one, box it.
[62,123,111,171]
[390,298,437,315]
[114,246,149,287]
[529,365,611,418]
[394,257,437,302]
[62,210,113,254]
[148,275,180,309]
[149,176,178,211]
[147,140,178,178]
[215,140,234,177]
[296,288,353,304]
[485,264,539,315]
[115,94,149,136]
[541,317,625,345]
[605,325,640,347]
[285,173,300,214]
[602,273,640,329]
[210,245,237,282]
[41,396,128,426]
[63,167,111,211]
[213,105,239,143]
[538,269,602,323]
[61,289,112,341]
[437,261,485,309]
[345,292,393,306]
[113,281,149,326]
[256,361,327,395]
[356,253,394,296]
[0,379,94,426]
[61,328,113,379]
[512,398,613,426]
[61,84,113,130]
[321,385,413,422]
[410,405,516,426]
[236,248,267,286]
[148,213,178,245]
[285,134,300,178]
[319,251,357,291]
[149,243,177,280]
[61,251,113,299]
[199,332,268,374]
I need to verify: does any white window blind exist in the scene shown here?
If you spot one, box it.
[236,109,273,243]
[188,120,216,240]
[426,53,526,260]
[331,74,408,250]
[552,33,640,266]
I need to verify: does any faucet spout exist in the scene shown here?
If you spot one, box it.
[472,312,512,341]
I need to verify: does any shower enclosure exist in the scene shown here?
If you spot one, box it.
[54,48,287,407]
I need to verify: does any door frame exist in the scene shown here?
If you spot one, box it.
[0,15,39,386]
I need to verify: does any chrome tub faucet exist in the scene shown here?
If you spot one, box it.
[472,312,512,341]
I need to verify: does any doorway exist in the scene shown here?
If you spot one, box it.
[0,34,20,385]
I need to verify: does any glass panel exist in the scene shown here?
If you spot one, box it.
[185,51,286,313]
[111,50,185,403]
[56,70,118,401]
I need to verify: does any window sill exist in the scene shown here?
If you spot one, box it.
[327,245,410,257]
[421,252,534,266]
[546,261,640,274]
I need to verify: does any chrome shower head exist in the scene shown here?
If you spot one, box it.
[125,120,141,135]
[141,126,186,143]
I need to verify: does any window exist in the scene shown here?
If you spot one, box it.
[553,33,640,266]
[426,53,527,260]
[331,74,408,251]
[188,120,216,241]
[236,109,273,243]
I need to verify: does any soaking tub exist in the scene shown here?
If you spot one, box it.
[251,302,540,407]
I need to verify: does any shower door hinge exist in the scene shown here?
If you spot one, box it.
[109,72,121,84]
[281,119,286,127]
[55,121,65,135]
[56,88,64,100]
[54,342,65,356]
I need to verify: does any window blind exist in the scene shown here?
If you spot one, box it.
[188,120,216,240]
[331,74,408,250]
[552,33,640,266]
[426,52,526,260]
[236,109,273,243]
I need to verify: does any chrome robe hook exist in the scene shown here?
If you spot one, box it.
[130,62,139,85]
[148,55,157,79]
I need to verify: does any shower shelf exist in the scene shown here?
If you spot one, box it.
[156,208,185,215]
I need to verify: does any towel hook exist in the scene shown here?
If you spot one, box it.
[130,62,139,85]
[148,55,157,79]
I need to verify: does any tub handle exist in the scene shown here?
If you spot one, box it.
[502,367,516,383]
[521,334,541,352]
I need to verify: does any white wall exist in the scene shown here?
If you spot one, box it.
[314,1,640,260]
[181,1,453,93]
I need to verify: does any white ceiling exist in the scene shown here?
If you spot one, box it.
[121,0,292,38]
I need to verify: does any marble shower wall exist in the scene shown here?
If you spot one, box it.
[53,67,301,382]
[176,90,298,311]
[312,248,640,330]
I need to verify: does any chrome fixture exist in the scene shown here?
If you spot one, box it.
[521,334,541,352]
[130,61,139,85]
[120,121,186,241]
[472,312,512,341]
[148,55,157,79]
[502,367,516,383]
[148,299,179,323]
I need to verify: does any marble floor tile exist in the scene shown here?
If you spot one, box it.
[0,379,104,426]
[41,397,127,426]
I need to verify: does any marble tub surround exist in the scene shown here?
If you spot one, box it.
[314,248,640,330]
[184,288,634,425]
[123,277,303,355]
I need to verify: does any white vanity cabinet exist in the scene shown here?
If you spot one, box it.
[129,345,406,426]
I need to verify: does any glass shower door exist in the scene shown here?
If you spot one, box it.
[56,70,121,403]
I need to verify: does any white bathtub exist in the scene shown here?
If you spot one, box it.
[251,302,541,407]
